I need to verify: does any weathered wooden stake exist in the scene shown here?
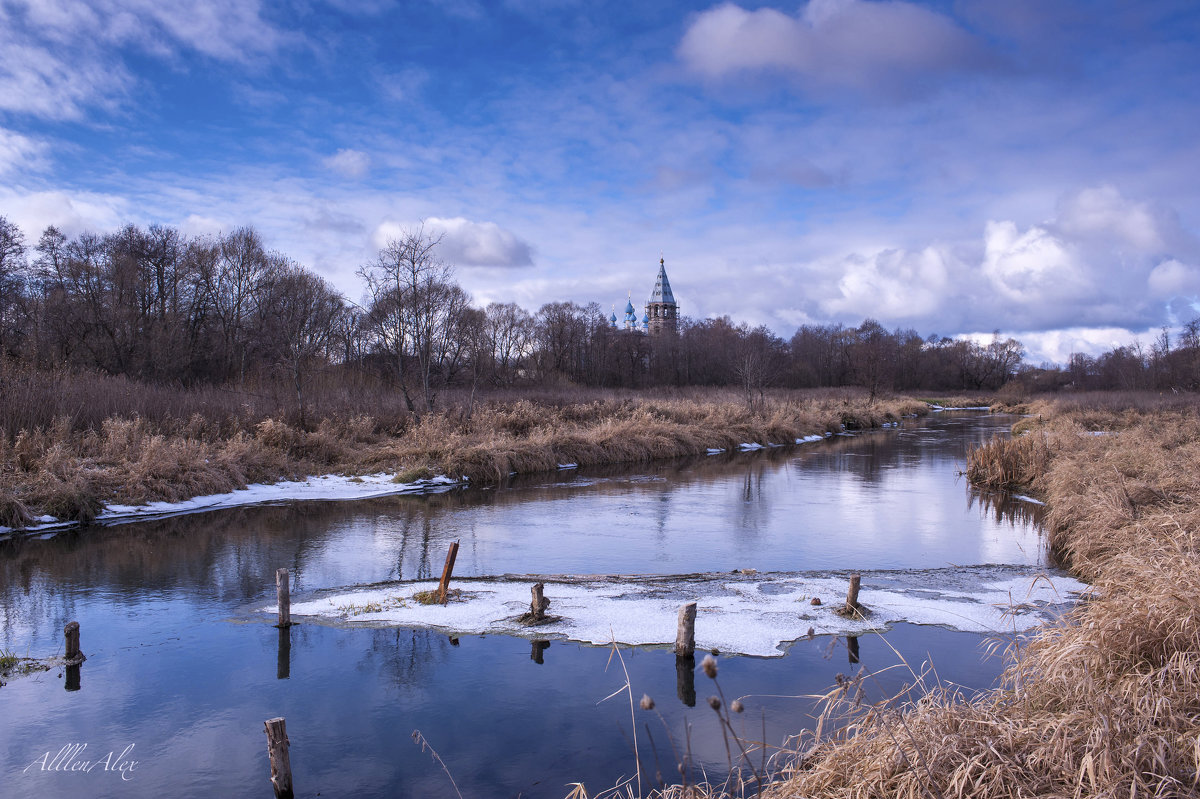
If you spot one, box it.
[530,582,550,621]
[674,602,697,657]
[275,568,293,628]
[435,541,460,605]
[63,621,85,665]
[676,654,697,707]
[264,717,294,799]
[845,574,862,616]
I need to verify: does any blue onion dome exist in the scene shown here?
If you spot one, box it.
[625,298,635,314]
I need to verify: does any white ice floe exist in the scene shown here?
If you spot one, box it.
[1013,494,1046,506]
[706,448,726,455]
[739,443,764,451]
[557,463,578,470]
[929,405,992,412]
[0,473,466,538]
[277,567,1088,658]
[796,435,825,444]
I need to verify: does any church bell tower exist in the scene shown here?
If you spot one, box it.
[645,257,678,335]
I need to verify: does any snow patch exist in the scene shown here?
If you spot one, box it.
[739,443,764,451]
[278,567,1088,658]
[0,472,466,540]
[795,435,824,444]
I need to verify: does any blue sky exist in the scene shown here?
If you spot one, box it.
[1,0,1198,364]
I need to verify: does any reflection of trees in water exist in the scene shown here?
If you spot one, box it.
[968,488,1043,528]
[360,627,454,691]
[732,460,773,538]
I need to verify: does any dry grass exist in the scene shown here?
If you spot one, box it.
[744,393,1200,799]
[0,372,929,526]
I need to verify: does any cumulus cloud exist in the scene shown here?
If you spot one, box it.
[823,246,953,319]
[678,0,990,95]
[807,186,1199,337]
[323,149,371,180]
[372,217,534,268]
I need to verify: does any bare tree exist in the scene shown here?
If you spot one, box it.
[262,261,346,423]
[357,224,462,415]
[0,216,27,357]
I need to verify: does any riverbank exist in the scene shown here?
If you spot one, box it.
[737,393,1200,799]
[0,387,930,532]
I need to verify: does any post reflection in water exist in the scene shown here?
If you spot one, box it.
[277,626,291,680]
[0,413,1054,799]
[676,655,697,707]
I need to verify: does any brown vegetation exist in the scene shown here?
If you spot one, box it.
[0,368,929,527]
[737,393,1200,799]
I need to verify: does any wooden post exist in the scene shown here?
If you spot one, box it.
[435,541,460,605]
[275,568,293,628]
[530,582,549,621]
[674,602,697,657]
[845,574,861,616]
[63,621,85,665]
[847,635,860,664]
[264,717,294,799]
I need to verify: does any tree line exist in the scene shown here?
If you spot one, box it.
[2,216,1193,414]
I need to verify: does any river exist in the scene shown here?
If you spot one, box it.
[0,412,1075,798]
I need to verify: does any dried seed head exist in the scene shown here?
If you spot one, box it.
[701,654,718,679]
[731,699,744,714]
[708,695,721,711]
[640,693,655,711]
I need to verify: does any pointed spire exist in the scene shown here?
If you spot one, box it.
[650,258,675,305]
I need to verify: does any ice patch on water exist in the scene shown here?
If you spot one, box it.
[0,473,467,540]
[706,448,726,455]
[278,567,1088,658]
[796,435,824,444]
[557,463,578,470]
[1013,494,1046,506]
[739,443,764,451]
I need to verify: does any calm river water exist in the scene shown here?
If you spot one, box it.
[0,412,1055,798]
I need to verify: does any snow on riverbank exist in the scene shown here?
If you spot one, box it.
[276,567,1088,658]
[0,473,465,539]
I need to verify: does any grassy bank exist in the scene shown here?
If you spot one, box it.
[0,369,930,527]
[723,393,1199,799]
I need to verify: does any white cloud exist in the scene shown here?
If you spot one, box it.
[1147,259,1200,299]
[0,0,296,121]
[1053,184,1170,252]
[678,0,989,95]
[0,187,129,239]
[372,217,533,268]
[980,219,1090,304]
[1000,327,1155,366]
[0,128,47,176]
[323,149,371,180]
[823,245,953,319]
